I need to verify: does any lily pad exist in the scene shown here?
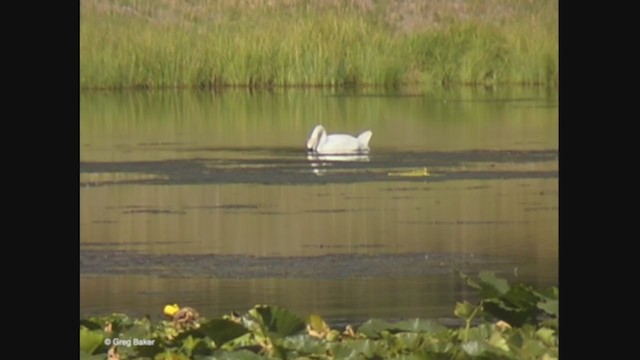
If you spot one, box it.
[281,334,327,354]
[393,318,447,334]
[478,271,511,297]
[357,319,394,338]
[461,340,513,359]
[392,332,424,351]
[358,318,445,339]
[340,338,387,358]
[179,335,212,357]
[208,349,266,359]
[463,323,494,342]
[122,319,153,339]
[195,319,250,347]
[79,328,105,355]
[80,320,103,331]
[519,339,549,358]
[535,328,556,347]
[307,314,330,334]
[79,350,107,360]
[461,340,488,356]
[537,298,559,317]
[250,305,306,338]
[454,301,478,320]
[154,350,190,360]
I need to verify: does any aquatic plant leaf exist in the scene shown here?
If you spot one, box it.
[502,284,539,308]
[483,299,535,327]
[393,318,447,333]
[518,339,548,358]
[488,331,510,352]
[392,332,423,351]
[206,349,266,360]
[357,319,394,338]
[251,305,306,338]
[330,339,380,358]
[79,328,105,355]
[421,333,457,355]
[535,328,556,347]
[133,340,164,359]
[80,320,103,331]
[358,318,446,339]
[454,301,477,320]
[282,334,327,354]
[461,340,513,358]
[176,335,213,357]
[461,340,487,356]
[122,318,152,339]
[308,314,330,332]
[478,271,510,297]
[465,323,494,342]
[506,330,524,349]
[79,350,107,360]
[343,338,387,358]
[220,332,254,350]
[326,329,341,341]
[307,314,331,339]
[197,319,250,347]
[88,313,134,334]
[154,350,190,360]
[480,284,543,326]
[537,299,558,317]
[327,342,358,359]
[541,318,558,331]
[535,286,559,300]
[456,270,482,290]
[382,354,414,360]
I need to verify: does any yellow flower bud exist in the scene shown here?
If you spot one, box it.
[163,303,180,317]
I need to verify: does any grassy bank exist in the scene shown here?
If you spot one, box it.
[80,0,558,89]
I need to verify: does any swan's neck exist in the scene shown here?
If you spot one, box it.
[317,127,327,146]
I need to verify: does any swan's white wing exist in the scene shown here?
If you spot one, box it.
[317,134,367,154]
[357,130,372,148]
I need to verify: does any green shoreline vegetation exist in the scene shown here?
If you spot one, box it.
[80,0,558,89]
[80,271,558,359]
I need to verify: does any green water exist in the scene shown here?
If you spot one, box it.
[80,87,558,324]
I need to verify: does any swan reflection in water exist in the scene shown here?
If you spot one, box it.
[306,153,370,176]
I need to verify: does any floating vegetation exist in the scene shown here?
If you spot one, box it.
[80,172,169,187]
[388,167,430,177]
[80,271,558,359]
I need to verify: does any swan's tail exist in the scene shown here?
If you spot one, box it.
[357,130,373,147]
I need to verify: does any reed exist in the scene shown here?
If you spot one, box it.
[80,0,558,89]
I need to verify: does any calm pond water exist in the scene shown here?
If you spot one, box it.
[80,87,558,325]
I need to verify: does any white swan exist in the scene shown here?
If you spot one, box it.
[306,125,373,154]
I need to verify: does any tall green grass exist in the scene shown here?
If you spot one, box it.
[80,0,558,89]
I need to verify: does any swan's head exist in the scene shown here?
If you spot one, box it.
[306,138,315,152]
[306,125,325,152]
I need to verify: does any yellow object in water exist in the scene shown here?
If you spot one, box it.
[164,303,180,317]
[388,167,430,177]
